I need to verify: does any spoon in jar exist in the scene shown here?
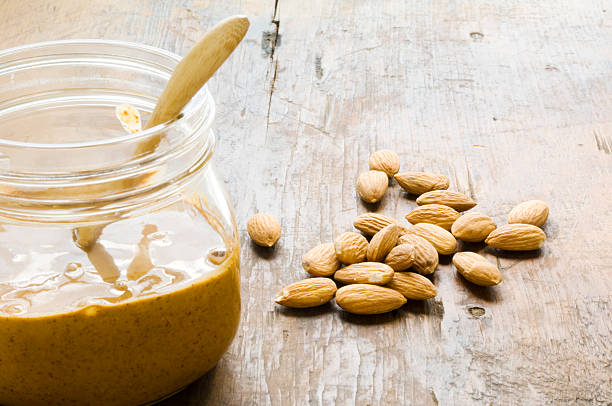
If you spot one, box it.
[73,15,250,251]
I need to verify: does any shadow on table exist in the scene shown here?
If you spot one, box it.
[275,301,335,317]
[156,367,219,406]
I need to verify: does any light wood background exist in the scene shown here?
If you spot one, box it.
[1,1,611,405]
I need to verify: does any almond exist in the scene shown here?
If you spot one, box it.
[397,234,438,275]
[334,262,394,285]
[384,244,416,271]
[416,190,476,212]
[335,284,407,315]
[353,212,398,236]
[356,170,388,203]
[366,224,401,261]
[368,150,400,177]
[451,212,497,242]
[485,223,546,251]
[405,204,460,231]
[405,223,457,255]
[508,200,549,227]
[302,243,341,276]
[452,252,502,286]
[394,172,449,195]
[274,278,337,308]
[247,213,281,247]
[334,232,368,264]
[387,272,437,300]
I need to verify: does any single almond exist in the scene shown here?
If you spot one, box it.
[334,262,394,285]
[405,204,460,231]
[397,234,438,275]
[302,243,341,276]
[405,223,457,255]
[387,272,437,300]
[353,212,398,236]
[451,212,497,242]
[384,244,416,271]
[394,172,449,195]
[368,150,400,177]
[356,170,388,203]
[416,190,476,212]
[508,200,549,227]
[274,278,337,308]
[452,252,502,286]
[247,213,281,247]
[335,284,407,315]
[366,224,401,261]
[485,223,546,251]
[334,232,369,264]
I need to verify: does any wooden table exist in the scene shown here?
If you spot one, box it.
[2,1,611,404]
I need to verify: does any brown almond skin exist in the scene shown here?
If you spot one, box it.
[405,223,457,255]
[302,243,341,276]
[336,284,407,315]
[508,200,549,227]
[416,190,476,212]
[368,150,400,177]
[384,244,416,271]
[334,232,369,264]
[247,213,281,247]
[356,170,388,203]
[274,278,337,308]
[485,223,546,251]
[397,234,438,275]
[366,224,401,262]
[353,213,397,237]
[387,272,437,300]
[451,212,497,242]
[452,252,502,286]
[394,172,449,195]
[405,204,460,231]
[334,262,394,285]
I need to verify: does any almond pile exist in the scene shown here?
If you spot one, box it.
[265,150,550,315]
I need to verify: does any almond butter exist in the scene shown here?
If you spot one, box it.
[452,252,502,286]
[274,278,337,308]
[356,170,388,203]
[508,200,549,227]
[335,284,407,315]
[368,150,400,177]
[405,204,460,230]
[247,213,281,247]
[366,224,401,261]
[384,244,416,271]
[387,272,437,300]
[302,243,341,276]
[334,262,394,285]
[397,234,438,275]
[416,190,476,212]
[451,212,497,242]
[485,223,546,251]
[394,171,449,195]
[353,212,398,236]
[405,223,457,255]
[334,232,368,264]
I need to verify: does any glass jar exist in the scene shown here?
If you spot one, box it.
[0,40,240,406]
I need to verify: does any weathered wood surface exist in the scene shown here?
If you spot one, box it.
[1,0,611,404]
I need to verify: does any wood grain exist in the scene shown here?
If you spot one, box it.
[1,0,611,405]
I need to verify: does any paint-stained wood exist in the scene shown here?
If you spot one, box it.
[1,1,611,404]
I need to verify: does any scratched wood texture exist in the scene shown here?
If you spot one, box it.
[1,0,611,405]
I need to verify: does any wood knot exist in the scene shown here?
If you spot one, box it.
[469,32,484,40]
[467,305,485,317]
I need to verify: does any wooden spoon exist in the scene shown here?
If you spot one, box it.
[74,15,250,250]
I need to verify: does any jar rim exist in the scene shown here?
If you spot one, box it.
[0,39,212,150]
